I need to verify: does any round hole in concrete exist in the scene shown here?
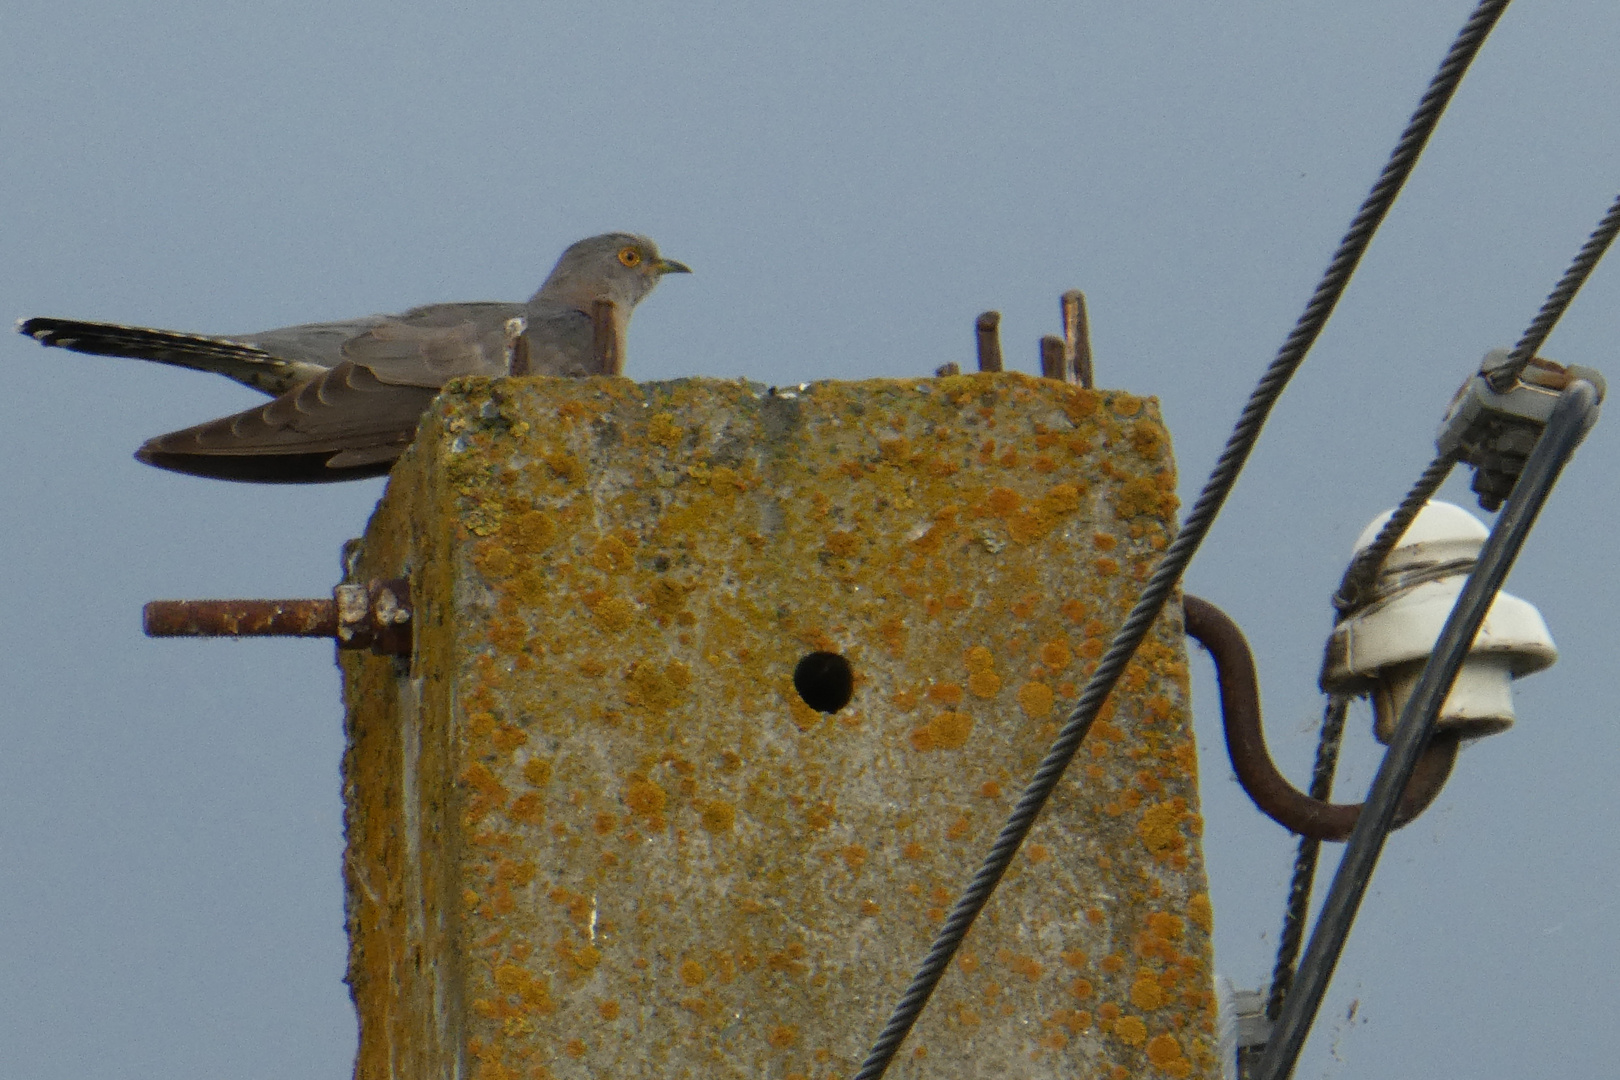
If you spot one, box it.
[793,651,854,713]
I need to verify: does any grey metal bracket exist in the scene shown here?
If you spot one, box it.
[1437,348,1605,510]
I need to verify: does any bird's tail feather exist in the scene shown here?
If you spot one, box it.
[16,317,318,396]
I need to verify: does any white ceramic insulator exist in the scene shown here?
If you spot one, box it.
[1323,500,1557,741]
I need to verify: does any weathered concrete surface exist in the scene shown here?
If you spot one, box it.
[341,373,1217,1080]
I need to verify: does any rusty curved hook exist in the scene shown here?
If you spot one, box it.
[1182,594,1457,841]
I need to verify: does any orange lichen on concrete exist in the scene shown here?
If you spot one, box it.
[1114,1015,1149,1047]
[339,373,1214,1079]
[909,710,974,751]
[1017,681,1055,718]
[1131,972,1167,1011]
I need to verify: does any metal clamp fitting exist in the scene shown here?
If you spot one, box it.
[1437,349,1605,510]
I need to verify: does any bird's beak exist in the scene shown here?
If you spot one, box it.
[656,258,693,275]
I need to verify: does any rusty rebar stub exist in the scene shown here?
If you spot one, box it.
[143,577,412,656]
[974,310,1004,372]
[1039,334,1069,382]
[142,597,338,639]
[505,316,531,377]
[1062,289,1094,389]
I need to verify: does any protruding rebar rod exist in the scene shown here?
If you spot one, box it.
[144,598,337,639]
[974,311,1003,372]
[1062,289,1093,388]
[143,578,413,656]
[1039,335,1067,381]
[591,299,621,375]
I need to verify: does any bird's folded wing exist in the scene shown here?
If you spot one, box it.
[340,304,522,388]
[135,360,439,483]
[341,302,602,382]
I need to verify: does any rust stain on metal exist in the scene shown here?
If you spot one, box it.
[974,311,1004,372]
[1063,290,1094,390]
[144,578,412,655]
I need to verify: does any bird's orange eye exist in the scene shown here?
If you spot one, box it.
[617,247,642,267]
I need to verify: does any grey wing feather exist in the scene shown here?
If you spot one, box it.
[335,302,525,388]
[393,301,523,327]
[238,316,391,367]
[135,361,439,483]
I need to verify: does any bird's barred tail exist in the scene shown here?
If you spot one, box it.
[16,317,309,396]
[19,316,271,364]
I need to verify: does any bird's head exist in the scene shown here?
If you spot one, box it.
[535,232,691,311]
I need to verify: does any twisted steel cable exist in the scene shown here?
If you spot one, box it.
[851,4,1512,1076]
[1264,694,1349,1022]
[1333,451,1459,612]
[1492,188,1620,389]
[1344,190,1620,606]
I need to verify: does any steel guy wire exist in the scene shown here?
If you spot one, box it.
[1264,694,1349,1022]
[1349,189,1620,596]
[1264,172,1620,1080]
[1333,452,1459,613]
[1493,188,1620,390]
[850,3,1513,1076]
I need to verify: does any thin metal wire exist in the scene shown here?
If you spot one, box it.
[1333,452,1458,613]
[1264,695,1349,1021]
[1492,189,1620,390]
[850,4,1512,1076]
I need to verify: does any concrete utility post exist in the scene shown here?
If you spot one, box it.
[339,372,1219,1079]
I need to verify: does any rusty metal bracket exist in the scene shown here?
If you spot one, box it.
[143,577,413,656]
[1183,594,1456,841]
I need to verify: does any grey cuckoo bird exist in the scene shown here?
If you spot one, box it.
[18,232,691,483]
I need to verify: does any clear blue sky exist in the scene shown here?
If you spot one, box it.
[3,2,1617,1076]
